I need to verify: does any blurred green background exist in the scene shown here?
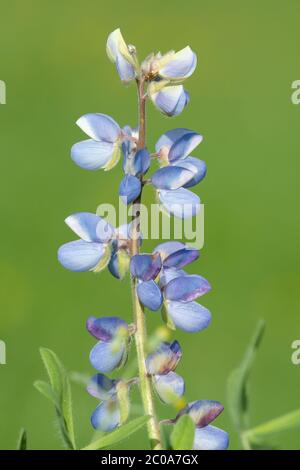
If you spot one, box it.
[1,0,300,450]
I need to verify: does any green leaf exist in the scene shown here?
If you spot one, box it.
[170,415,195,450]
[37,347,76,450]
[227,319,265,431]
[17,428,27,450]
[246,408,300,440]
[34,380,59,408]
[82,416,151,450]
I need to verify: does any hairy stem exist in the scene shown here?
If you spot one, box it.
[129,78,162,450]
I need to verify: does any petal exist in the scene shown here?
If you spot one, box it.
[106,28,135,66]
[89,340,126,373]
[151,166,194,190]
[87,373,118,400]
[155,128,194,153]
[146,340,182,375]
[151,85,189,117]
[108,249,130,280]
[130,253,162,281]
[154,241,185,260]
[137,280,163,311]
[133,148,150,176]
[178,400,224,427]
[165,275,211,302]
[119,175,141,205]
[65,212,114,243]
[163,247,199,269]
[86,316,128,341]
[159,267,187,288]
[175,157,207,188]
[116,52,135,82]
[153,371,185,404]
[58,240,104,272]
[91,400,120,432]
[193,426,229,450]
[166,301,211,333]
[158,188,200,219]
[71,139,115,170]
[169,132,203,162]
[76,113,121,143]
[159,46,197,80]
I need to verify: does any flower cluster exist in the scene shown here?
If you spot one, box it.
[58,28,229,450]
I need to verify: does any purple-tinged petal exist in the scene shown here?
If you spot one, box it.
[71,139,115,170]
[76,113,121,143]
[193,426,229,450]
[175,157,207,188]
[137,280,163,311]
[151,85,189,117]
[158,188,200,219]
[86,316,128,342]
[65,212,114,243]
[130,253,162,281]
[91,400,120,432]
[152,166,194,190]
[159,268,187,288]
[87,374,118,400]
[163,247,199,269]
[119,175,141,205]
[116,52,135,82]
[153,371,185,405]
[57,240,105,272]
[146,340,182,375]
[89,340,126,373]
[177,400,224,428]
[165,275,211,302]
[166,301,211,333]
[169,132,203,162]
[155,128,194,153]
[159,47,197,80]
[154,241,185,260]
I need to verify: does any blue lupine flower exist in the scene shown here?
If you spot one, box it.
[176,400,229,450]
[130,253,162,281]
[137,280,163,311]
[71,113,131,171]
[151,165,195,190]
[119,174,142,205]
[149,84,190,117]
[87,316,129,373]
[142,47,197,83]
[87,373,131,432]
[156,128,203,164]
[106,29,137,83]
[146,341,185,405]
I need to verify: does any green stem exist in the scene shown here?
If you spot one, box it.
[129,77,162,450]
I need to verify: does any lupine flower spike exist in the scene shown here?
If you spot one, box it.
[58,28,229,450]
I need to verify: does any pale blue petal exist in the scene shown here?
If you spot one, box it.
[133,148,150,176]
[86,316,128,341]
[87,373,118,400]
[91,400,120,432]
[58,240,104,272]
[175,157,207,188]
[155,128,194,153]
[89,340,126,373]
[158,188,200,219]
[152,166,194,190]
[166,301,211,333]
[71,139,115,170]
[116,52,135,82]
[119,175,141,205]
[153,371,185,404]
[65,212,114,243]
[151,85,189,117]
[76,113,121,143]
[194,426,229,450]
[159,47,197,80]
[137,280,163,311]
[159,268,186,288]
[169,132,203,162]
[146,340,182,375]
[165,275,211,302]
